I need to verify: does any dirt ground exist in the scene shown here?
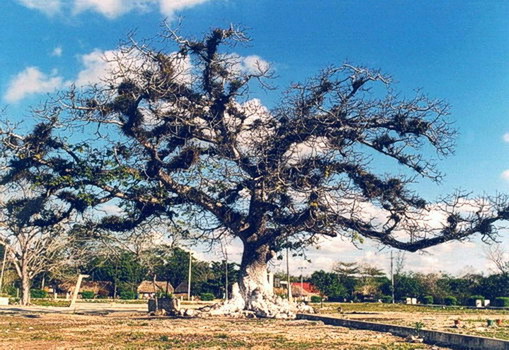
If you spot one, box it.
[316,303,509,341]
[0,309,449,350]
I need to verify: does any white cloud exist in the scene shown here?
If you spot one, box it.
[72,0,209,19]
[94,203,125,216]
[5,48,192,103]
[403,240,482,274]
[17,0,211,19]
[51,47,63,57]
[226,54,271,76]
[501,170,509,182]
[241,55,271,75]
[73,0,141,18]
[158,0,209,19]
[75,49,116,86]
[75,48,192,88]
[16,0,62,16]
[4,67,65,103]
[504,133,509,143]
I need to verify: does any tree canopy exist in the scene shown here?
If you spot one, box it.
[1,24,508,316]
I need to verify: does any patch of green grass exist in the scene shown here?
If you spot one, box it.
[30,299,71,307]
[314,302,509,315]
[373,343,433,350]
[29,333,65,341]
[453,325,509,341]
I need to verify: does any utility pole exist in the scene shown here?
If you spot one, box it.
[298,266,307,301]
[153,274,158,310]
[187,250,192,300]
[286,247,292,302]
[224,250,229,301]
[0,243,7,292]
[390,251,395,304]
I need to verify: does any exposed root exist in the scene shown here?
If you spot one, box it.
[149,283,315,319]
[194,283,314,319]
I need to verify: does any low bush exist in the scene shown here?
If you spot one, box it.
[444,296,457,305]
[31,299,71,307]
[200,292,215,301]
[119,290,137,300]
[96,289,110,298]
[493,297,509,307]
[80,290,95,299]
[466,295,485,306]
[156,291,173,299]
[328,296,345,302]
[30,289,48,299]
[381,295,392,303]
[4,285,17,297]
[310,296,322,303]
[422,295,434,305]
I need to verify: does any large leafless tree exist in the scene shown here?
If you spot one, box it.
[485,244,509,274]
[1,25,508,316]
[0,183,84,305]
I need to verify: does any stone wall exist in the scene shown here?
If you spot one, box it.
[297,314,509,350]
[148,298,180,315]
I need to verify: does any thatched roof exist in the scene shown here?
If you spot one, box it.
[137,281,174,294]
[174,281,189,294]
[58,281,112,293]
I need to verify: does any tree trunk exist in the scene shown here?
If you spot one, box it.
[211,242,296,318]
[238,243,273,303]
[202,241,313,318]
[20,264,30,306]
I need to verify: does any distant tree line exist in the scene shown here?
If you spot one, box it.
[309,260,509,306]
[2,232,508,306]
[1,242,239,302]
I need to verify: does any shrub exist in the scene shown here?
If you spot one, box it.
[422,295,434,305]
[199,292,215,301]
[30,289,48,299]
[467,295,485,306]
[119,290,137,300]
[80,290,95,299]
[97,289,110,298]
[4,285,17,297]
[117,282,137,300]
[381,295,392,303]
[493,297,509,307]
[310,296,322,303]
[444,296,457,305]
[156,291,173,299]
[328,296,345,302]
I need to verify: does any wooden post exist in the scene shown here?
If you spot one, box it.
[187,251,192,300]
[69,274,89,309]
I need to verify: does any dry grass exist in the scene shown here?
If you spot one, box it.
[0,311,447,349]
[314,303,509,340]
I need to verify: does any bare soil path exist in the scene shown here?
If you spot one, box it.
[0,306,449,349]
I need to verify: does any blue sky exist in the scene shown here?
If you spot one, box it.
[1,0,509,275]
